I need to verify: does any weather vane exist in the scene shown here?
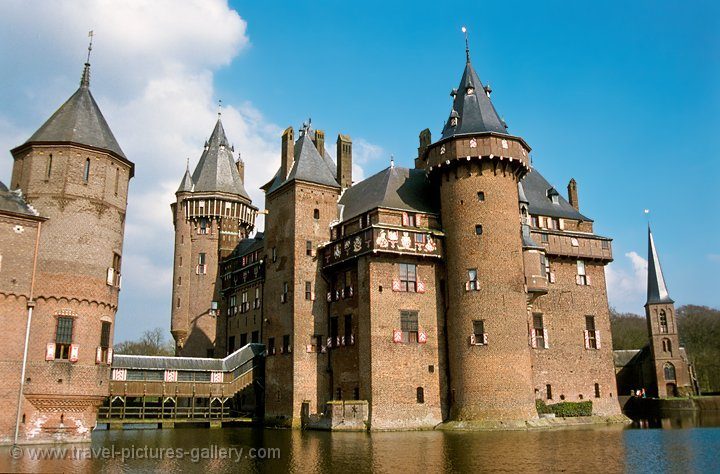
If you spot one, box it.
[86,30,94,64]
[461,26,470,62]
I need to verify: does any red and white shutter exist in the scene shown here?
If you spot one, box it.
[106,268,114,285]
[45,343,56,361]
[164,370,178,382]
[465,281,471,291]
[576,275,583,285]
[595,330,602,349]
[350,334,355,345]
[340,336,346,346]
[469,334,476,345]
[543,329,549,349]
[482,333,489,345]
[549,272,556,283]
[211,371,223,383]
[96,346,103,364]
[402,212,409,226]
[418,330,428,344]
[586,275,592,286]
[112,368,127,381]
[583,330,591,349]
[69,344,79,363]
[417,280,426,293]
[106,347,113,365]
[392,329,403,343]
[392,279,401,292]
[306,344,312,353]
[530,328,537,348]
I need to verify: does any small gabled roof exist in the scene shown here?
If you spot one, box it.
[521,169,591,222]
[440,58,508,140]
[0,181,42,219]
[264,128,340,195]
[190,118,250,200]
[646,227,674,305]
[20,63,129,165]
[339,166,438,222]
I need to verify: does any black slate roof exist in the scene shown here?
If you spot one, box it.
[177,167,194,193]
[190,119,250,200]
[24,64,128,161]
[230,232,265,258]
[264,128,340,194]
[521,170,591,221]
[441,59,508,140]
[339,166,438,222]
[0,181,41,218]
[646,227,674,305]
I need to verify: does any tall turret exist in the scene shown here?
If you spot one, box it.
[7,52,134,441]
[417,38,536,421]
[644,226,691,397]
[170,117,257,357]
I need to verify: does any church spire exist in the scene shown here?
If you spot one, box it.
[646,226,674,305]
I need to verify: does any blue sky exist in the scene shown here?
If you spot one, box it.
[0,1,718,343]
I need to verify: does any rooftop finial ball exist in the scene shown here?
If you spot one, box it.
[461,26,467,33]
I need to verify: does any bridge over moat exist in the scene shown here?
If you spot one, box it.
[99,343,265,429]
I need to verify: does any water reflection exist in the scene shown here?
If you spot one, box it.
[0,421,718,473]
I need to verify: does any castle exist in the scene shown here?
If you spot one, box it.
[0,38,697,443]
[170,46,623,428]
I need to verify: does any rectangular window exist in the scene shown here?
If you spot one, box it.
[399,263,417,292]
[241,291,248,312]
[100,321,111,348]
[114,167,120,196]
[282,282,289,303]
[576,260,587,285]
[55,317,74,359]
[533,313,545,349]
[400,310,419,344]
[541,233,549,243]
[252,330,259,343]
[305,281,312,300]
[472,319,485,345]
[83,158,90,182]
[254,287,261,309]
[199,218,208,235]
[586,316,598,349]
[467,268,479,291]
[475,224,483,235]
[199,253,206,265]
[240,333,247,347]
[594,383,601,398]
[541,255,551,281]
[531,216,539,228]
[330,316,339,348]
[601,240,610,250]
[228,336,235,353]
[477,191,485,202]
[268,337,275,355]
[407,213,416,227]
[306,240,313,256]
[345,270,352,294]
[344,314,353,343]
[546,384,553,400]
[272,247,277,262]
[549,218,559,229]
[282,335,290,353]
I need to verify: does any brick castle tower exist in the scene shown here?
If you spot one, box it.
[170,117,257,357]
[4,54,133,442]
[644,227,691,397]
[416,44,537,420]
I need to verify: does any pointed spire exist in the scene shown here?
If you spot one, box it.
[646,226,674,305]
[80,30,94,88]
[462,26,470,63]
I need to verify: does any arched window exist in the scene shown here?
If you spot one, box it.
[662,338,672,355]
[416,387,425,404]
[664,362,676,381]
[659,310,668,333]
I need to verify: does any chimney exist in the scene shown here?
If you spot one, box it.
[313,129,325,158]
[236,157,245,183]
[280,126,294,179]
[567,178,579,210]
[336,134,352,188]
[416,128,431,169]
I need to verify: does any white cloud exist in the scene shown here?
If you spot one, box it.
[0,1,385,343]
[606,251,647,313]
[708,254,720,263]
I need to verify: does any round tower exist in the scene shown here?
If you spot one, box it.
[170,118,257,357]
[8,58,134,441]
[420,46,537,420]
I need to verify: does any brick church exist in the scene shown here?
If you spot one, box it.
[170,44,624,428]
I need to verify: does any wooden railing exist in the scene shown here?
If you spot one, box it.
[108,367,256,398]
[98,405,232,420]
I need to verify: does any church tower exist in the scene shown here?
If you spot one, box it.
[8,53,134,441]
[416,38,537,421]
[170,117,257,357]
[644,227,691,397]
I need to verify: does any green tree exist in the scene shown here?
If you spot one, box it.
[677,305,720,393]
[609,308,647,350]
[114,328,174,356]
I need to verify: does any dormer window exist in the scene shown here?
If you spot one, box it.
[450,117,458,127]
[466,85,475,95]
[546,188,560,205]
[551,195,559,205]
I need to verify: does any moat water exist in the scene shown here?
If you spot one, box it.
[2,415,719,473]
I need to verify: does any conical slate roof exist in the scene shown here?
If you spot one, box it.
[177,166,194,193]
[190,118,250,200]
[441,58,508,139]
[646,227,674,305]
[24,63,127,161]
[264,128,340,194]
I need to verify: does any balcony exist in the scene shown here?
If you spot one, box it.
[321,226,443,268]
[532,231,613,262]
